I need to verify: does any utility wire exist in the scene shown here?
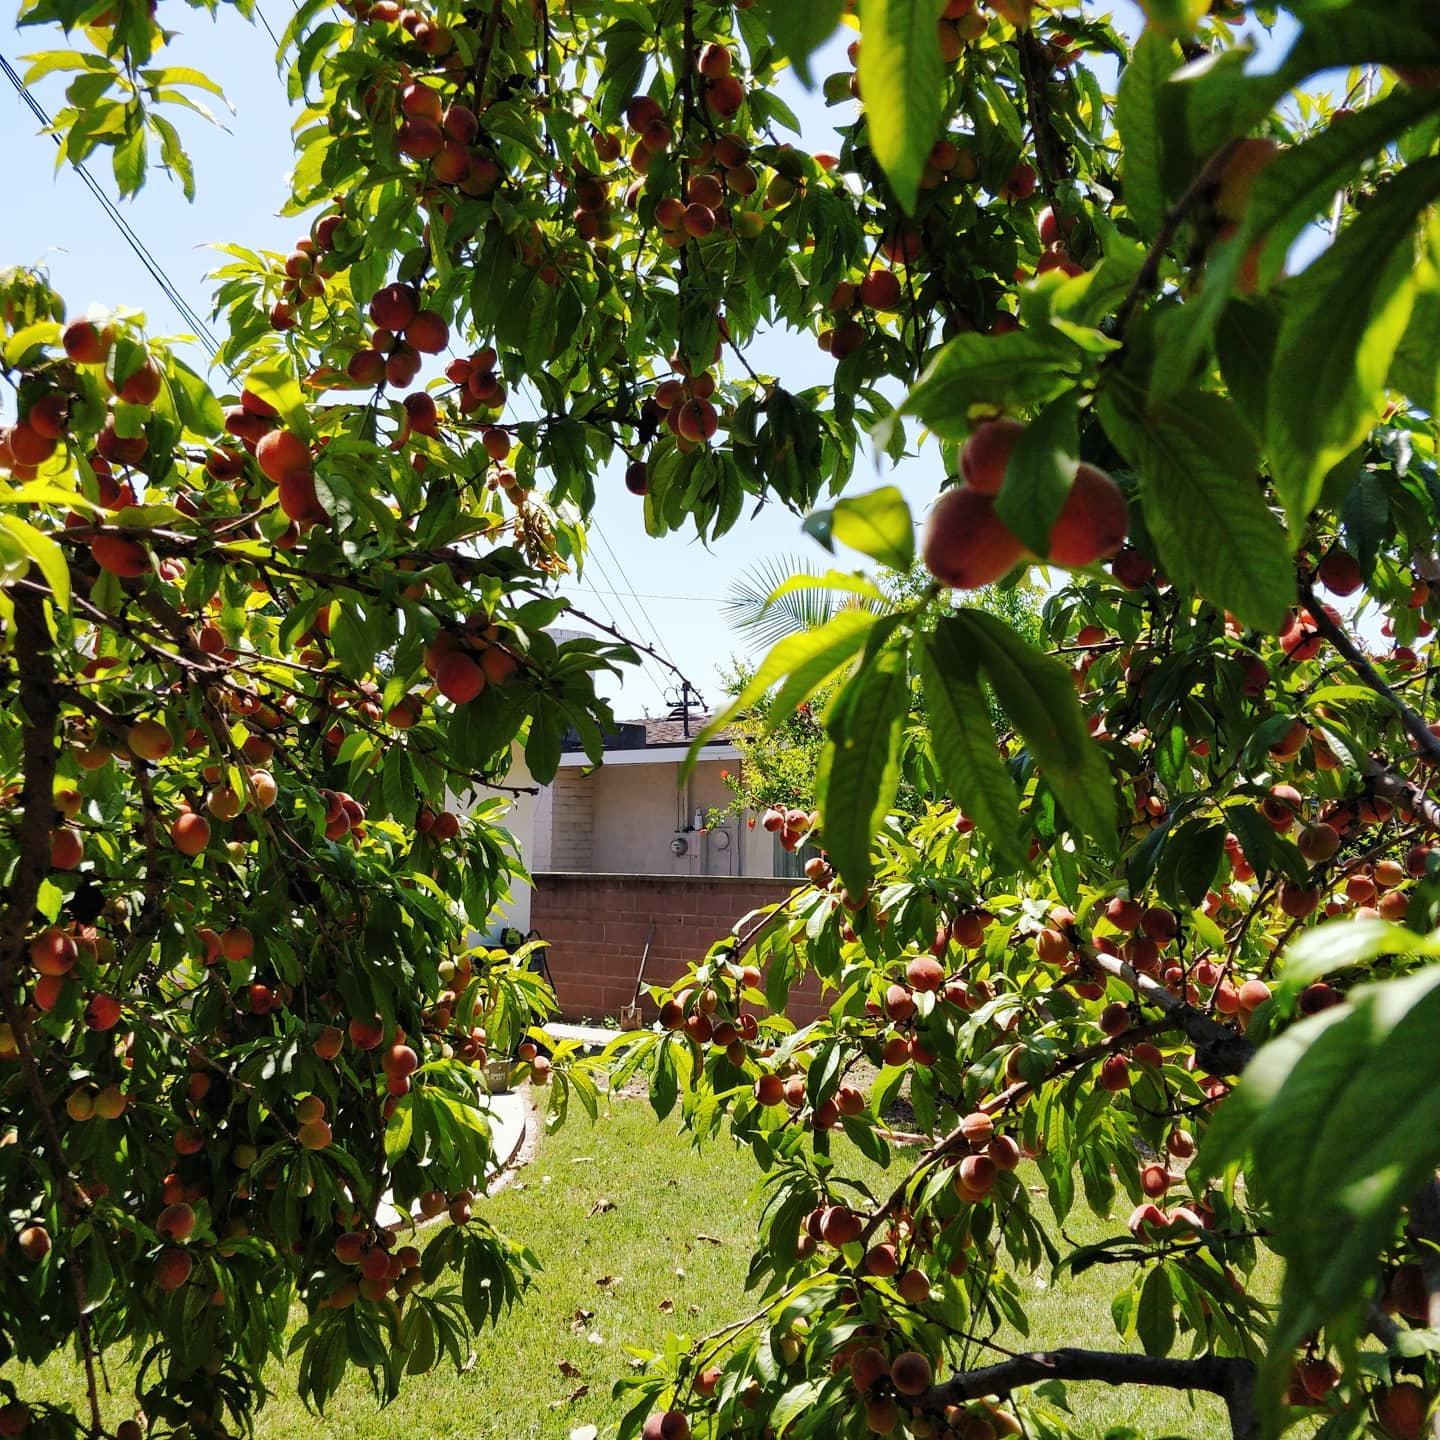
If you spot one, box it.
[510,378,679,711]
[0,49,229,368]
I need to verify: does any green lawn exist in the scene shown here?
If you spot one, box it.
[12,1098,1271,1439]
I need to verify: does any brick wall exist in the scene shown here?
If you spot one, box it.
[529,872,828,1025]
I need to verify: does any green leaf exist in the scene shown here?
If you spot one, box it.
[1277,916,1440,1000]
[1201,967,1440,1420]
[1255,87,1440,279]
[994,392,1079,557]
[814,645,909,895]
[0,515,71,611]
[1099,386,1292,632]
[242,354,309,432]
[1267,155,1440,533]
[1115,29,1183,241]
[1389,214,1440,414]
[955,609,1118,854]
[894,328,1087,443]
[1155,820,1225,910]
[806,485,914,571]
[762,0,846,87]
[167,356,224,436]
[384,1096,414,1162]
[1136,1267,1176,1358]
[681,608,876,778]
[856,0,945,215]
[112,120,147,199]
[916,621,1030,874]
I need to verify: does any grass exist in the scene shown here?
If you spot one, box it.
[11,1098,1277,1439]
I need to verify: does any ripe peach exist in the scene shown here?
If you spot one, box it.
[906,956,945,992]
[157,1202,196,1242]
[1318,547,1362,595]
[171,813,211,856]
[958,1153,997,1196]
[704,74,745,118]
[641,1412,690,1440]
[255,429,311,485]
[8,421,57,466]
[697,41,731,77]
[1166,1128,1195,1159]
[891,1350,932,1396]
[1374,1383,1428,1440]
[1048,463,1128,567]
[315,1025,344,1060]
[153,1246,194,1291]
[17,1224,51,1261]
[91,534,149,578]
[50,827,83,869]
[404,310,449,353]
[62,318,114,364]
[1260,783,1301,832]
[850,1345,889,1392]
[956,420,1025,498]
[348,1016,385,1050]
[820,1206,863,1247]
[119,359,162,406]
[30,928,77,976]
[860,269,902,310]
[1238,979,1271,1010]
[1216,137,1280,222]
[298,1118,332,1150]
[85,992,122,1029]
[435,652,485,703]
[960,1110,994,1144]
[1298,822,1339,864]
[921,484,1026,589]
[988,1134,1021,1170]
[897,1268,931,1303]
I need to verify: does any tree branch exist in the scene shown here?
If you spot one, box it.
[1298,581,1440,768]
[1083,942,1257,1077]
[1016,32,1069,207]
[0,583,61,973]
[918,1349,1258,1440]
[1113,140,1242,338]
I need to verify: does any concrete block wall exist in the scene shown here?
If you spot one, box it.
[529,872,829,1024]
[547,769,595,872]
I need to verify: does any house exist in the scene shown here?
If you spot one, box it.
[495,705,824,1025]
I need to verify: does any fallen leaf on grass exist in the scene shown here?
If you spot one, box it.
[587,1332,605,1346]
[570,1426,598,1440]
[557,1360,583,1379]
[549,1386,590,1408]
[658,1298,674,1314]
[695,1234,724,1245]
[587,1197,615,1216]
[596,1274,620,1289]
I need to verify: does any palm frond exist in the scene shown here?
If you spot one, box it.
[724,555,840,651]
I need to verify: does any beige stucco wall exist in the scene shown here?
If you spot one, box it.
[520,749,782,880]
[590,755,765,876]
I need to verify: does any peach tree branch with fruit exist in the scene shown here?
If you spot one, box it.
[3,1,1440,1439]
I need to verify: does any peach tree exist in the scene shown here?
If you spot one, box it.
[1,0,1440,1439]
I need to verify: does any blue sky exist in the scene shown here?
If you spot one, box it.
[3,2,1302,718]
